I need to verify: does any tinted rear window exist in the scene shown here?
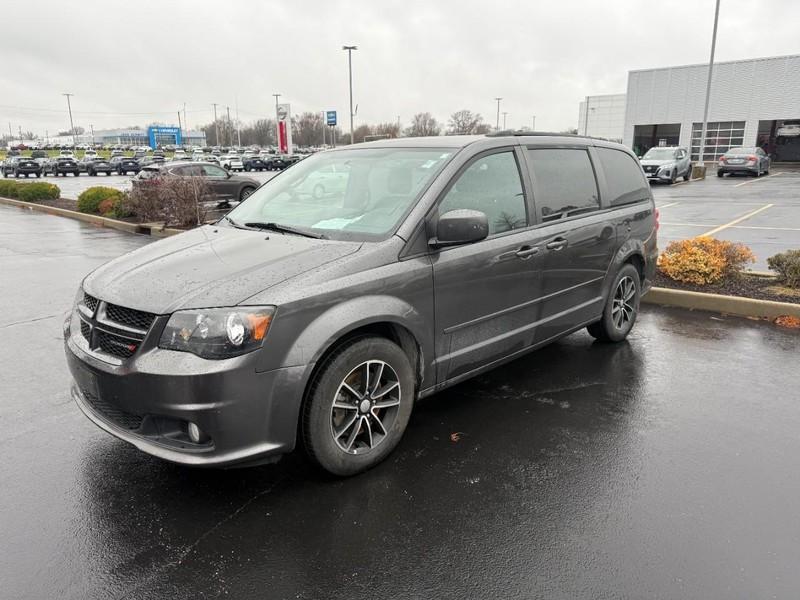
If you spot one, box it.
[526,148,599,222]
[595,147,649,207]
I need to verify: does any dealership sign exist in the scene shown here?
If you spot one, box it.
[147,126,182,149]
[326,111,337,126]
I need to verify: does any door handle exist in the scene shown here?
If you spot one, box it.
[515,246,540,259]
[545,238,568,251]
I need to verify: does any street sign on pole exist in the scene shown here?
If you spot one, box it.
[326,111,337,126]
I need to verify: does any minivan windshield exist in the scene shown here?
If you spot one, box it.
[225,147,454,241]
[642,148,677,160]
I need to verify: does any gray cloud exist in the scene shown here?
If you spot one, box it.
[2,0,799,136]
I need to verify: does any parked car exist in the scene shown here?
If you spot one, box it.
[47,157,80,176]
[65,134,657,476]
[717,147,770,177]
[133,161,258,204]
[639,146,691,183]
[110,149,124,158]
[110,156,141,175]
[3,156,43,178]
[295,163,350,199]
[59,150,76,160]
[265,155,291,170]
[219,155,244,172]
[84,157,114,176]
[243,156,269,172]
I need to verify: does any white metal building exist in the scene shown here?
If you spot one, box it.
[622,54,800,162]
[577,94,627,142]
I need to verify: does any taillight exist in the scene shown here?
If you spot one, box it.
[655,208,660,231]
[747,155,757,161]
[719,156,727,162]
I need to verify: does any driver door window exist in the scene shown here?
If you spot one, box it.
[438,151,527,235]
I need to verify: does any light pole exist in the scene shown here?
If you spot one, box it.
[272,93,281,148]
[342,45,358,144]
[583,96,590,135]
[62,93,76,146]
[494,97,502,130]
[212,103,219,146]
[531,115,536,131]
[502,112,508,130]
[699,0,721,166]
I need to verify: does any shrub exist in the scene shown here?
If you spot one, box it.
[767,249,800,288]
[126,176,209,227]
[77,186,123,214]
[0,180,20,198]
[658,237,755,285]
[16,182,60,202]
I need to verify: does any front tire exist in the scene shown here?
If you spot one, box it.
[587,264,641,342]
[683,164,692,181]
[239,186,255,201]
[302,337,415,476]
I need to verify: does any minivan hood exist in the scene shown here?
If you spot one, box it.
[83,225,361,314]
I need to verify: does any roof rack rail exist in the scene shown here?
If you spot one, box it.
[486,129,586,138]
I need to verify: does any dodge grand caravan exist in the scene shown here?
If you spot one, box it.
[64,133,657,476]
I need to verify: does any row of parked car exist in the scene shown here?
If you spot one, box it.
[637,145,772,183]
[1,149,304,178]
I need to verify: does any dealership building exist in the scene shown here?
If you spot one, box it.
[580,54,800,162]
[39,126,207,148]
[577,94,626,142]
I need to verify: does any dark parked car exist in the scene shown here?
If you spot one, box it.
[64,133,657,476]
[46,157,80,176]
[133,161,258,204]
[243,156,269,171]
[110,156,141,175]
[3,156,42,178]
[717,147,770,177]
[80,156,114,176]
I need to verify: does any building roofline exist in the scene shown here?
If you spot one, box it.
[628,53,800,75]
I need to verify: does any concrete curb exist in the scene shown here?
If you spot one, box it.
[0,196,182,237]
[643,286,800,319]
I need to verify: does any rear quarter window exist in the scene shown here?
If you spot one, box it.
[595,147,649,207]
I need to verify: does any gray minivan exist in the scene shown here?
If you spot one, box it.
[64,133,658,476]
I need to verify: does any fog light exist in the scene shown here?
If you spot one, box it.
[187,422,205,443]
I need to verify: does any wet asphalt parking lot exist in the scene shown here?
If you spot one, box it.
[2,204,800,599]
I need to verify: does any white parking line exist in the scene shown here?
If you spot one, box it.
[699,204,774,237]
[662,222,800,232]
[732,171,783,188]
[670,180,690,187]
[657,202,680,209]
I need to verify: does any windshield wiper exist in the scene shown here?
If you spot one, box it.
[243,221,325,239]
[221,215,247,230]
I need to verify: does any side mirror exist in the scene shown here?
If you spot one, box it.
[637,155,643,160]
[430,209,489,248]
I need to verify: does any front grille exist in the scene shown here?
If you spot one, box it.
[79,291,156,361]
[95,329,139,359]
[80,319,91,342]
[83,293,99,314]
[105,303,156,331]
[83,389,143,430]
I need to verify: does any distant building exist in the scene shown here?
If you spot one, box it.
[577,94,626,142]
[39,127,207,148]
[623,54,800,162]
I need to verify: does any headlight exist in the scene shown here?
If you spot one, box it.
[159,306,275,359]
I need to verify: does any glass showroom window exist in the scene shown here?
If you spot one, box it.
[691,121,745,161]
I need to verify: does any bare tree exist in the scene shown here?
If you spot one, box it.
[405,112,441,137]
[447,110,485,135]
[292,112,324,147]
[373,122,401,138]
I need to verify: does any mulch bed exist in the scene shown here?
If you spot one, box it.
[653,271,800,305]
[35,197,78,211]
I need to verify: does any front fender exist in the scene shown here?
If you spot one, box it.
[270,294,433,387]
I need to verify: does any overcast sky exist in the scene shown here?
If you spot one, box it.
[2,0,799,137]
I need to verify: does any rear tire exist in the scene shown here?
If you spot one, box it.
[302,337,414,476]
[717,170,724,177]
[587,264,641,343]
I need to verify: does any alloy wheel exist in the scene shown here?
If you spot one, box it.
[612,276,636,330]
[330,360,401,454]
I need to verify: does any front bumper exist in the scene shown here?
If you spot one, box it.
[65,330,307,467]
